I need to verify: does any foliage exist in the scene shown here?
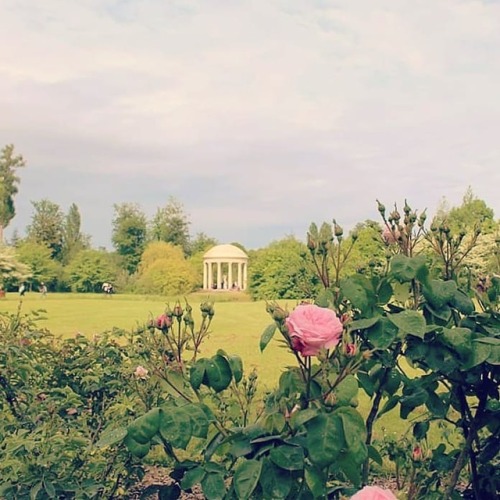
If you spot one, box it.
[0,308,144,498]
[150,197,191,256]
[61,203,90,264]
[135,241,197,296]
[0,144,26,243]
[248,236,320,300]
[16,240,60,290]
[66,249,119,292]
[27,199,65,261]
[112,203,147,274]
[0,245,31,290]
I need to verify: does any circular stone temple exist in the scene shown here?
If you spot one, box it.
[202,244,249,291]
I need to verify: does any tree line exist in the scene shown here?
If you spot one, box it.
[1,144,498,297]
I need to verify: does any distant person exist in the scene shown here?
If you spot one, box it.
[39,282,47,297]
[102,282,114,295]
[19,283,26,296]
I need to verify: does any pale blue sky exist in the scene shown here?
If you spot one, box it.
[1,0,499,249]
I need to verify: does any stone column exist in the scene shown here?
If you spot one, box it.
[203,262,207,289]
[208,261,213,289]
[217,261,222,289]
[243,262,248,290]
[228,262,233,290]
[237,262,242,289]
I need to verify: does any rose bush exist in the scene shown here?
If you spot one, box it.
[285,303,343,356]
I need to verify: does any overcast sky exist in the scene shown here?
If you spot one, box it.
[1,0,499,250]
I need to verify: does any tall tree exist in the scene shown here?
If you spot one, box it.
[16,240,59,289]
[0,144,26,243]
[150,197,191,255]
[66,249,119,292]
[112,203,147,274]
[248,236,320,300]
[26,199,65,260]
[61,203,90,264]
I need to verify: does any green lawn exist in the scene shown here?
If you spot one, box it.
[0,291,445,447]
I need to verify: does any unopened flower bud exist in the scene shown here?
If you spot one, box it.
[403,200,411,215]
[412,445,423,461]
[155,313,172,331]
[376,200,386,216]
[333,219,344,238]
[272,306,289,322]
[307,233,317,252]
[172,302,183,318]
[390,210,401,222]
[345,343,357,357]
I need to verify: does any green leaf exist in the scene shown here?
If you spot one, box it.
[270,445,304,471]
[289,408,319,430]
[184,404,209,439]
[340,276,375,313]
[333,375,359,406]
[304,464,326,498]
[43,480,56,499]
[127,408,161,444]
[264,412,286,434]
[450,289,475,314]
[260,324,277,352]
[190,360,207,390]
[388,310,426,339]
[367,318,399,348]
[159,407,193,449]
[349,317,380,331]
[315,288,334,308]
[422,279,457,309]
[305,413,344,467]
[336,407,367,456]
[377,279,393,304]
[205,355,232,392]
[201,472,226,500]
[233,459,263,499]
[123,434,151,458]
[367,445,383,466]
[390,255,427,283]
[378,395,400,418]
[413,421,430,440]
[96,426,128,448]
[227,354,243,383]
[181,466,206,490]
[259,459,292,499]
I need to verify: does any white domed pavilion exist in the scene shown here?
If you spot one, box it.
[203,244,249,291]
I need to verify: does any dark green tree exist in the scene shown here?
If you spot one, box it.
[112,203,147,274]
[150,197,191,255]
[26,200,65,260]
[190,232,218,255]
[248,236,320,300]
[0,144,26,244]
[61,203,90,264]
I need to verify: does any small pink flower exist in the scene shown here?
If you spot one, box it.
[350,485,397,499]
[285,304,343,357]
[66,408,78,416]
[134,365,149,379]
[155,314,172,331]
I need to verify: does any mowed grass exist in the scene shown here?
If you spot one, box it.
[1,291,444,446]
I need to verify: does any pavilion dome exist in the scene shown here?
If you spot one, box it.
[203,244,248,260]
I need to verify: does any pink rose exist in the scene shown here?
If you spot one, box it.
[345,343,357,357]
[285,304,343,356]
[350,485,397,499]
